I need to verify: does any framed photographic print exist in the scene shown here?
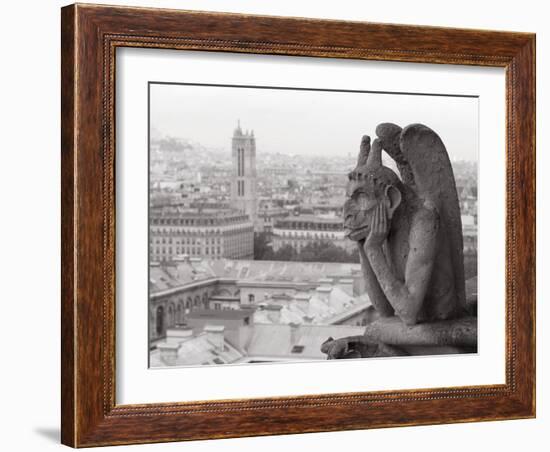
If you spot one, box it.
[61,3,536,447]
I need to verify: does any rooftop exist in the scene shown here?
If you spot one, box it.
[187,309,254,321]
[150,332,244,367]
[152,207,237,218]
[150,258,361,294]
[150,322,365,367]
[275,214,343,225]
[246,323,365,359]
[150,208,252,225]
[253,287,371,325]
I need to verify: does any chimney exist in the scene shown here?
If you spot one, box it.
[157,343,180,366]
[289,322,301,345]
[165,326,193,344]
[316,286,332,303]
[174,254,190,274]
[266,304,282,323]
[337,278,354,296]
[294,293,311,313]
[204,324,225,351]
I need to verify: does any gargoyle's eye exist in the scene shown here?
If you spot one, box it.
[353,192,377,211]
[355,192,368,208]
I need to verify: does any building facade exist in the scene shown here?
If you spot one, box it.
[256,201,289,233]
[272,214,353,253]
[150,208,254,262]
[230,121,257,225]
[149,278,217,343]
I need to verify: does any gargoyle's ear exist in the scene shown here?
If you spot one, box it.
[384,185,402,219]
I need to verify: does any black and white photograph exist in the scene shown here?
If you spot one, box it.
[148,82,479,368]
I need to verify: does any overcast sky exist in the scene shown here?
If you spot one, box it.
[150,83,478,162]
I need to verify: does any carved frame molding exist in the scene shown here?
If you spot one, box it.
[61,3,535,447]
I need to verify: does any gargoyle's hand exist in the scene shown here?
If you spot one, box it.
[365,203,389,250]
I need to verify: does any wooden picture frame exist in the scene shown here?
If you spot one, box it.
[61,3,535,447]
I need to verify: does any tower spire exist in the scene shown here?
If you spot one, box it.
[234,119,243,137]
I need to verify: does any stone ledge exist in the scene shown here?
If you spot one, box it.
[363,316,477,347]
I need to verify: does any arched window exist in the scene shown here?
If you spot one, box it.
[194,295,200,307]
[248,294,255,303]
[186,297,192,310]
[168,304,174,327]
[202,293,209,309]
[155,306,164,337]
[176,303,182,324]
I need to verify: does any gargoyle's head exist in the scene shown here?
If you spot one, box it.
[344,136,403,241]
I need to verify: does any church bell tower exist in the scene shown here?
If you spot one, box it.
[231,120,257,224]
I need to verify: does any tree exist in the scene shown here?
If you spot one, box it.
[253,236,360,264]
[253,232,272,260]
[273,244,296,261]
[293,240,359,263]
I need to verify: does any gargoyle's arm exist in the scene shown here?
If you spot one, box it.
[357,242,395,317]
[366,208,439,325]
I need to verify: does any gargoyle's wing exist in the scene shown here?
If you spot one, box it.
[375,123,416,188]
[375,122,467,312]
[399,123,467,311]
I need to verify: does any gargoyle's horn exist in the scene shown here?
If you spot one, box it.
[366,138,382,169]
[357,135,371,167]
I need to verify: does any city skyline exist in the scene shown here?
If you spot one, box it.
[150,83,479,162]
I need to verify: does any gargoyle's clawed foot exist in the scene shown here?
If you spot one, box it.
[321,337,366,360]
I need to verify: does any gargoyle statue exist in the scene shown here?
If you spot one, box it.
[323,123,471,359]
